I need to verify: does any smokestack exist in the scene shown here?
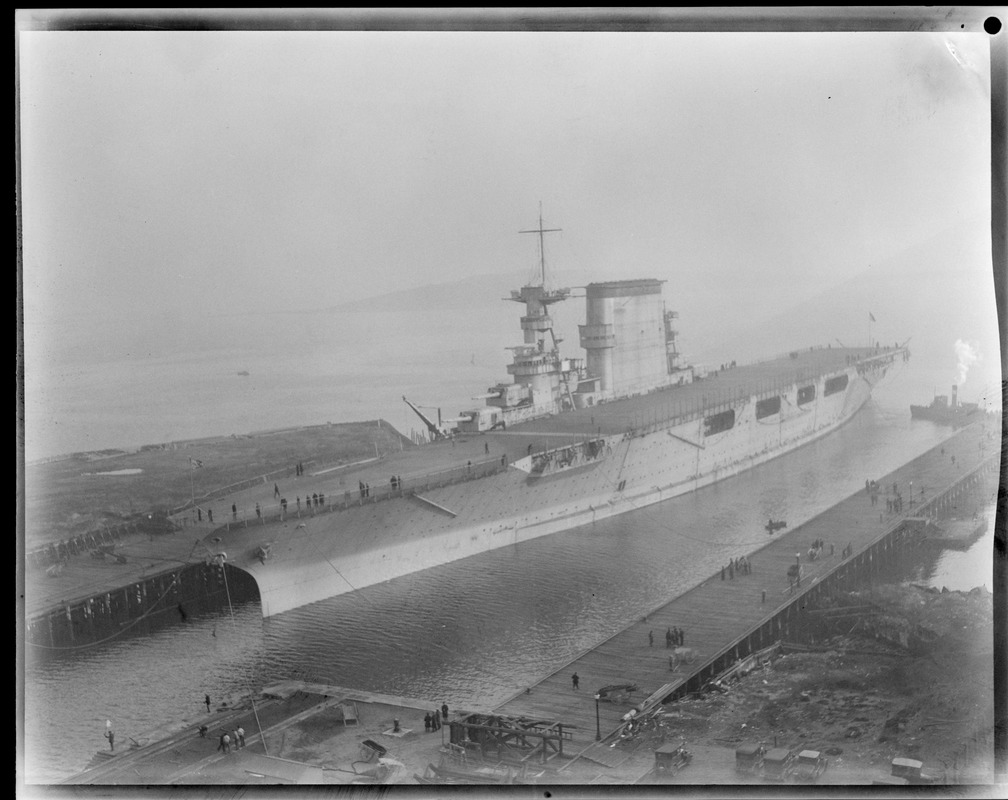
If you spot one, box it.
[952,385,958,409]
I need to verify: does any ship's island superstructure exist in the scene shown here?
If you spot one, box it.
[209,214,909,617]
[423,211,693,437]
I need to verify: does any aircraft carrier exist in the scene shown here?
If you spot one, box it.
[206,215,909,617]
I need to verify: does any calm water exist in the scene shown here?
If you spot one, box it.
[25,376,995,783]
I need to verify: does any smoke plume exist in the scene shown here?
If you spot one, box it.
[953,339,979,385]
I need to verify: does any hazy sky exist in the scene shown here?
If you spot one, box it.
[20,28,992,323]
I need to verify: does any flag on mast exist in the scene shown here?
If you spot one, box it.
[869,312,876,322]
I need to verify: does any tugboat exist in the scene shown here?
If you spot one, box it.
[910,385,979,428]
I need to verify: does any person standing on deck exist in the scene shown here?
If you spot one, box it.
[205,694,211,713]
[274,483,280,499]
[572,673,579,690]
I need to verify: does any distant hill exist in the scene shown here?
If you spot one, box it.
[328,269,595,313]
[688,218,998,376]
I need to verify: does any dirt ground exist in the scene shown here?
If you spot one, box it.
[618,580,996,786]
[25,421,407,545]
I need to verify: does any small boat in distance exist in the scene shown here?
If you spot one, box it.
[237,370,250,377]
[910,385,979,428]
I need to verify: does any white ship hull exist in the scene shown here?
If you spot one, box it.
[224,359,889,617]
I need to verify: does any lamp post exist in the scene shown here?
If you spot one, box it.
[594,694,601,741]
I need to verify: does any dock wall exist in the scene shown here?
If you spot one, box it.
[640,453,998,713]
[25,562,259,656]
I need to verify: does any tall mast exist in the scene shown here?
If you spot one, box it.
[519,202,562,286]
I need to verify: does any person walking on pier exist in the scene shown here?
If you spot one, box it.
[232,729,240,750]
[232,503,237,520]
[665,627,672,648]
[572,672,579,690]
[424,712,431,733]
[442,702,449,720]
[237,726,245,748]
[205,694,211,713]
[217,732,229,754]
[274,483,280,499]
[255,502,261,519]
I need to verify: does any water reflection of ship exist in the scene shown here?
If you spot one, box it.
[910,384,979,427]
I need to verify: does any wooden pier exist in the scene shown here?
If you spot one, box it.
[490,420,998,765]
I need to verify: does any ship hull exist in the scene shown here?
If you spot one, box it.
[217,351,899,618]
[910,405,977,427]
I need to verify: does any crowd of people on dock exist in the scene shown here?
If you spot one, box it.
[424,702,450,733]
[721,555,751,580]
[210,725,245,754]
[657,624,689,648]
[866,477,908,515]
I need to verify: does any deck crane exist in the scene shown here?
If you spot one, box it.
[402,396,464,440]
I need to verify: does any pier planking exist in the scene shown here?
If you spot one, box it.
[491,419,997,750]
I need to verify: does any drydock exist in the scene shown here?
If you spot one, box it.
[63,418,998,785]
